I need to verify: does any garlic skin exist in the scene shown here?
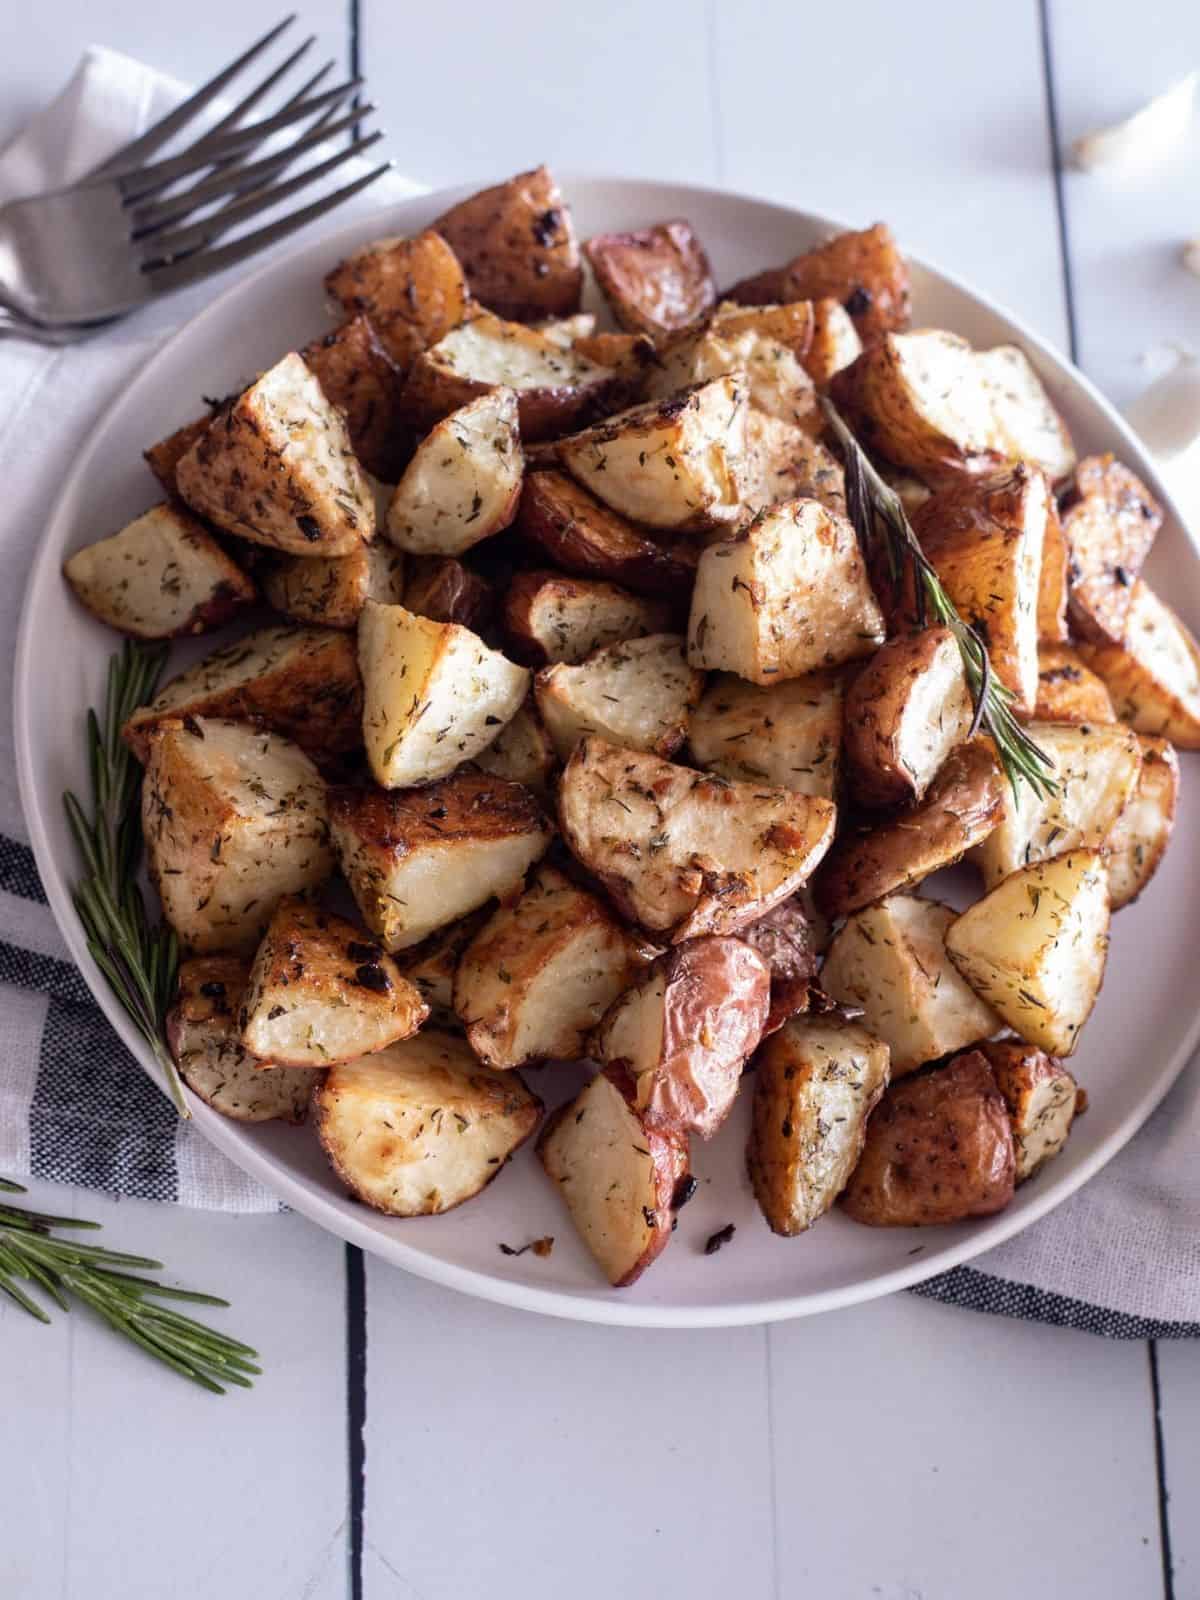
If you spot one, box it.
[1072,72,1197,173]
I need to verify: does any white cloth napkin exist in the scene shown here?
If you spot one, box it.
[1,51,1197,1334]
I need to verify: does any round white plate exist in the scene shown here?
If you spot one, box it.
[15,177,1200,1327]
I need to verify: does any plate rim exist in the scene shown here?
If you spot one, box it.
[15,171,1200,1328]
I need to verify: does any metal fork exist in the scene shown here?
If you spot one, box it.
[0,16,392,339]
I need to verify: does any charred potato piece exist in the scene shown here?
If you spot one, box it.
[976,345,1076,484]
[431,166,582,320]
[167,956,313,1122]
[301,315,409,481]
[840,1050,1015,1226]
[313,1031,541,1215]
[1076,580,1200,748]
[453,864,644,1069]
[143,718,333,956]
[517,469,699,597]
[385,387,523,555]
[804,299,863,384]
[584,220,717,337]
[818,743,1005,918]
[1034,644,1116,723]
[538,1065,689,1286]
[122,625,362,761]
[1061,455,1162,645]
[970,721,1142,890]
[240,898,427,1066]
[175,354,374,557]
[358,601,528,788]
[403,555,494,630]
[558,737,836,941]
[473,697,556,795]
[145,411,225,498]
[324,228,471,369]
[725,224,911,344]
[63,501,255,639]
[748,1013,890,1234]
[591,936,769,1139]
[843,627,975,809]
[946,850,1110,1057]
[648,303,819,432]
[535,633,702,761]
[1104,736,1179,910]
[978,1040,1079,1183]
[740,412,846,517]
[687,671,843,799]
[261,541,407,631]
[687,498,885,683]
[1037,501,1070,643]
[558,377,748,532]
[329,770,552,951]
[502,569,672,666]
[821,894,1001,1075]
[739,896,822,1033]
[401,909,492,1025]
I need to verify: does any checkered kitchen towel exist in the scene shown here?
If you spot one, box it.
[3,52,1199,1332]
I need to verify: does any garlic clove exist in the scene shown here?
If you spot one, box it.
[1072,72,1197,173]
[1124,350,1200,465]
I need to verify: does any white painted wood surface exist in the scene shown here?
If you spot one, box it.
[3,1,1200,1597]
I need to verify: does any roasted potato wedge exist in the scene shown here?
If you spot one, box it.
[970,721,1142,890]
[517,469,699,596]
[431,166,582,320]
[403,555,494,630]
[747,1013,890,1234]
[558,377,748,532]
[821,894,1001,1075]
[1037,500,1071,643]
[535,633,702,761]
[648,304,819,432]
[1034,644,1116,724]
[167,956,313,1123]
[175,354,375,557]
[975,345,1076,484]
[946,850,1110,1056]
[329,769,552,951]
[301,314,409,481]
[313,1031,541,1215]
[537,313,597,347]
[725,224,911,344]
[145,410,225,499]
[740,412,847,517]
[143,718,333,956]
[584,220,717,337]
[538,1065,689,1286]
[502,569,672,666]
[842,627,975,808]
[978,1039,1079,1183]
[687,670,843,799]
[472,697,556,794]
[1077,580,1200,748]
[687,498,884,683]
[1104,735,1179,910]
[122,625,362,761]
[818,743,1005,918]
[261,538,407,631]
[324,227,471,368]
[1061,455,1162,645]
[453,864,644,1068]
[240,898,427,1066]
[558,737,837,941]
[358,600,529,788]
[384,387,522,555]
[804,298,863,384]
[591,936,769,1139]
[401,909,492,1025]
[63,501,255,639]
[738,896,822,1033]
[840,1050,1015,1226]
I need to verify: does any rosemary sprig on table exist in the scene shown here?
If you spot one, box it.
[62,640,189,1115]
[821,398,1057,800]
[0,1177,259,1393]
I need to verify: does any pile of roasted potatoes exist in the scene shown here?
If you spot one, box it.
[64,166,1198,1286]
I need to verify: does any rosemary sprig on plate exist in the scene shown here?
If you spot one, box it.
[821,398,1057,800]
[62,639,189,1114]
[0,1177,259,1393]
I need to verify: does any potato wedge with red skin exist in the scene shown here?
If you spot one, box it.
[591,936,770,1139]
[687,670,844,800]
[738,897,821,1033]
[517,469,698,597]
[145,411,224,498]
[313,1031,542,1216]
[748,1012,891,1235]
[740,412,846,517]
[1106,735,1179,910]
[804,299,863,384]
[842,627,975,809]
[1076,580,1200,748]
[301,315,410,480]
[585,220,717,337]
[404,555,494,630]
[1060,455,1162,645]
[978,1040,1079,1183]
[647,304,819,433]
[558,737,837,942]
[1033,644,1116,724]
[401,909,492,1026]
[535,634,702,761]
[261,541,407,631]
[538,1065,689,1287]
[473,698,557,795]
[324,228,471,369]
[502,569,672,665]
[976,345,1076,485]
[725,224,911,344]
[1037,499,1070,642]
[817,743,1005,919]
[840,1050,1016,1226]
[431,166,582,321]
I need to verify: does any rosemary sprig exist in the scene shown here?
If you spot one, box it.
[62,640,188,1115]
[0,1177,259,1393]
[821,399,1057,800]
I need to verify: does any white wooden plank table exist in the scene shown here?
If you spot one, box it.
[3,2,1199,1597]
